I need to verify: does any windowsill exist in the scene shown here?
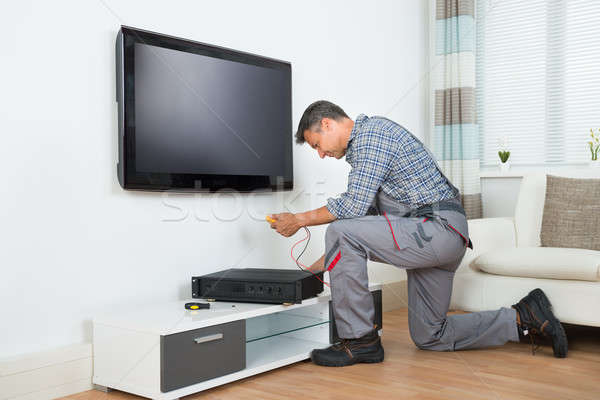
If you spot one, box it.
[480,164,598,178]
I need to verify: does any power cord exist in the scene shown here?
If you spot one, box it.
[290,226,330,288]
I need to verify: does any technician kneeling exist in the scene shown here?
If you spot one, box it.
[268,100,567,367]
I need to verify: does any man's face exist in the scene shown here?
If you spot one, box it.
[303,118,347,159]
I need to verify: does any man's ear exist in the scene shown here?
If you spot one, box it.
[303,130,311,144]
[320,118,330,131]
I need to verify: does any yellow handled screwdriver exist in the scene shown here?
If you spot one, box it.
[266,216,276,223]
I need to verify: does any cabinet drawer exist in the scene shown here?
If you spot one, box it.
[160,320,245,392]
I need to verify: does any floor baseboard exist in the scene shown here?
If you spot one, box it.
[0,344,93,400]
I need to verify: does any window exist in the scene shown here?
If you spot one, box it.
[476,0,600,167]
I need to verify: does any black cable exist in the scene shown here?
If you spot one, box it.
[294,227,311,268]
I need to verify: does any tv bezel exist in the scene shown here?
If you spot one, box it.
[116,26,293,192]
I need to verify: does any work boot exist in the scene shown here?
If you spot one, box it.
[511,288,568,358]
[311,328,384,367]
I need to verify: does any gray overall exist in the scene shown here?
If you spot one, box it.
[325,137,519,350]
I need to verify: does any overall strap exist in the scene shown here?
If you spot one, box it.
[401,201,466,218]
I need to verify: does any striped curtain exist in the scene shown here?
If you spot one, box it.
[432,0,482,219]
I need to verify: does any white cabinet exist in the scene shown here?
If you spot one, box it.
[93,284,382,400]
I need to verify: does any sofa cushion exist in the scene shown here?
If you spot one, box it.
[540,175,600,250]
[514,173,547,247]
[473,247,600,281]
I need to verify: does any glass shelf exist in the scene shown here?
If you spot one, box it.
[246,307,329,343]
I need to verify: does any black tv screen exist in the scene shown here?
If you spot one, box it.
[116,26,293,191]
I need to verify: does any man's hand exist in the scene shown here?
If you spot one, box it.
[267,212,302,237]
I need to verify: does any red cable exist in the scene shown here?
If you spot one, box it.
[290,228,330,288]
[383,211,404,251]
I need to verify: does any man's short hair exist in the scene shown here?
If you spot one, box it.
[295,100,350,144]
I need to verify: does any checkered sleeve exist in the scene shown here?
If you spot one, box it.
[326,128,398,219]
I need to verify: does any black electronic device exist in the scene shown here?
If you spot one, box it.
[115,26,293,192]
[191,268,324,304]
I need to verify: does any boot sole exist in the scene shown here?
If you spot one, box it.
[311,347,385,367]
[529,288,568,358]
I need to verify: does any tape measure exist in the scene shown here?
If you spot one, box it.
[185,302,210,310]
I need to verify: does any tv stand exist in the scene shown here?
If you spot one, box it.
[93,284,382,399]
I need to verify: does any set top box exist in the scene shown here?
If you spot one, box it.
[192,268,324,304]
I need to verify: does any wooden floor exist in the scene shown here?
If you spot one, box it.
[67,308,600,400]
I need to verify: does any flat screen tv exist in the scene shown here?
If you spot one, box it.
[116,26,293,192]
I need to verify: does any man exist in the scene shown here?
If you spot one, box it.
[268,100,568,367]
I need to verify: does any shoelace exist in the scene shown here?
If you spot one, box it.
[521,303,545,355]
[521,324,542,355]
[332,328,380,353]
[331,339,350,351]
[331,336,377,353]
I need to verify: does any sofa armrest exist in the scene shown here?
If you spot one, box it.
[456,217,517,275]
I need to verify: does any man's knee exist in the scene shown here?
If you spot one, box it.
[409,325,432,350]
[410,333,435,350]
[409,319,453,351]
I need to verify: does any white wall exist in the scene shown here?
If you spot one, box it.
[481,177,523,217]
[0,0,429,358]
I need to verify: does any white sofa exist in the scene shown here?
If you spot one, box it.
[451,171,600,327]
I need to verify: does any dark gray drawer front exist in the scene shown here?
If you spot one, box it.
[160,320,245,392]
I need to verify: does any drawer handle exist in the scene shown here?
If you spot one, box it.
[193,333,223,344]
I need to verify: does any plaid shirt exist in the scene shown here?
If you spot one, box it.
[326,114,459,219]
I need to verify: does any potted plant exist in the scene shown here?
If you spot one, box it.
[498,136,511,172]
[589,128,600,167]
